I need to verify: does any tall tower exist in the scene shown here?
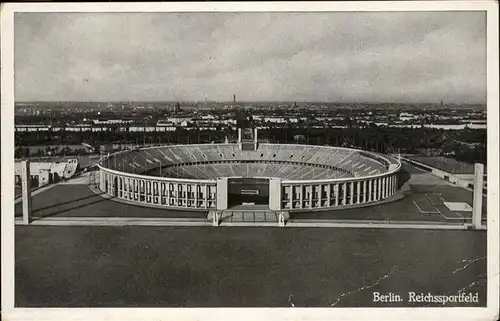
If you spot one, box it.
[472,163,484,229]
[21,160,32,224]
[174,102,181,113]
[233,94,236,103]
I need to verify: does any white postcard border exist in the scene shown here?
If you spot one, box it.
[1,2,498,321]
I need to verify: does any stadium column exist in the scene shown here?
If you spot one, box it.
[158,181,165,205]
[165,182,170,205]
[289,186,294,209]
[368,179,373,202]
[123,177,128,200]
[334,184,339,206]
[342,182,347,205]
[147,180,151,203]
[216,177,228,210]
[195,184,198,208]
[349,182,354,205]
[375,178,382,201]
[110,174,114,196]
[204,185,208,208]
[99,168,105,191]
[161,182,166,205]
[299,184,304,209]
[21,160,32,224]
[356,181,361,204]
[148,180,153,204]
[118,177,122,199]
[106,173,111,195]
[318,185,322,208]
[117,175,121,197]
[146,179,150,203]
[363,180,367,203]
[175,183,179,206]
[309,185,313,209]
[269,178,282,211]
[136,178,140,201]
[386,177,390,197]
[383,177,387,198]
[138,179,142,202]
[326,184,331,207]
[472,163,484,229]
[127,177,135,200]
[132,178,136,200]
[153,181,157,204]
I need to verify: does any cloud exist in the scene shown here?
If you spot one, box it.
[14,11,486,103]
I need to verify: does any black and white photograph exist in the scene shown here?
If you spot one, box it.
[1,2,498,321]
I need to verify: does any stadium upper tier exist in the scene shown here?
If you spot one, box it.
[101,143,399,181]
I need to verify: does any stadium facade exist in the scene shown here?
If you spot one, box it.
[97,129,401,213]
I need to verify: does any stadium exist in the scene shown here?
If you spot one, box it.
[97,129,402,222]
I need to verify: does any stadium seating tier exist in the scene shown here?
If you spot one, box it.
[104,143,390,180]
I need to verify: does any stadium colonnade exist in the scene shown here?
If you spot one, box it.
[97,141,401,212]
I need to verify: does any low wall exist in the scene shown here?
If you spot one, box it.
[402,157,486,192]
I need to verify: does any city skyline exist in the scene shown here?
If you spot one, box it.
[15,12,486,103]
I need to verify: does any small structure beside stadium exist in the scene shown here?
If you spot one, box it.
[97,129,402,224]
[15,159,80,188]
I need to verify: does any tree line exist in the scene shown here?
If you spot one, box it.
[15,126,487,165]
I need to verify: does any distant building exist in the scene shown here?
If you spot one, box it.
[399,112,415,121]
[201,115,216,120]
[166,116,192,124]
[14,159,80,188]
[174,102,182,113]
[92,119,134,125]
[156,120,176,127]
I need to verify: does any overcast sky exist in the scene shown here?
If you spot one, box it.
[15,12,486,103]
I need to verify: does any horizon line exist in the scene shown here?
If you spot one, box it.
[14,100,487,105]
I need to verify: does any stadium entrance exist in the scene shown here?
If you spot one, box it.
[227,178,270,208]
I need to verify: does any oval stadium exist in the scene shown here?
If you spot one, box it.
[97,129,401,214]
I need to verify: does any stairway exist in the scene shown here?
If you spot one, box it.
[208,209,289,226]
